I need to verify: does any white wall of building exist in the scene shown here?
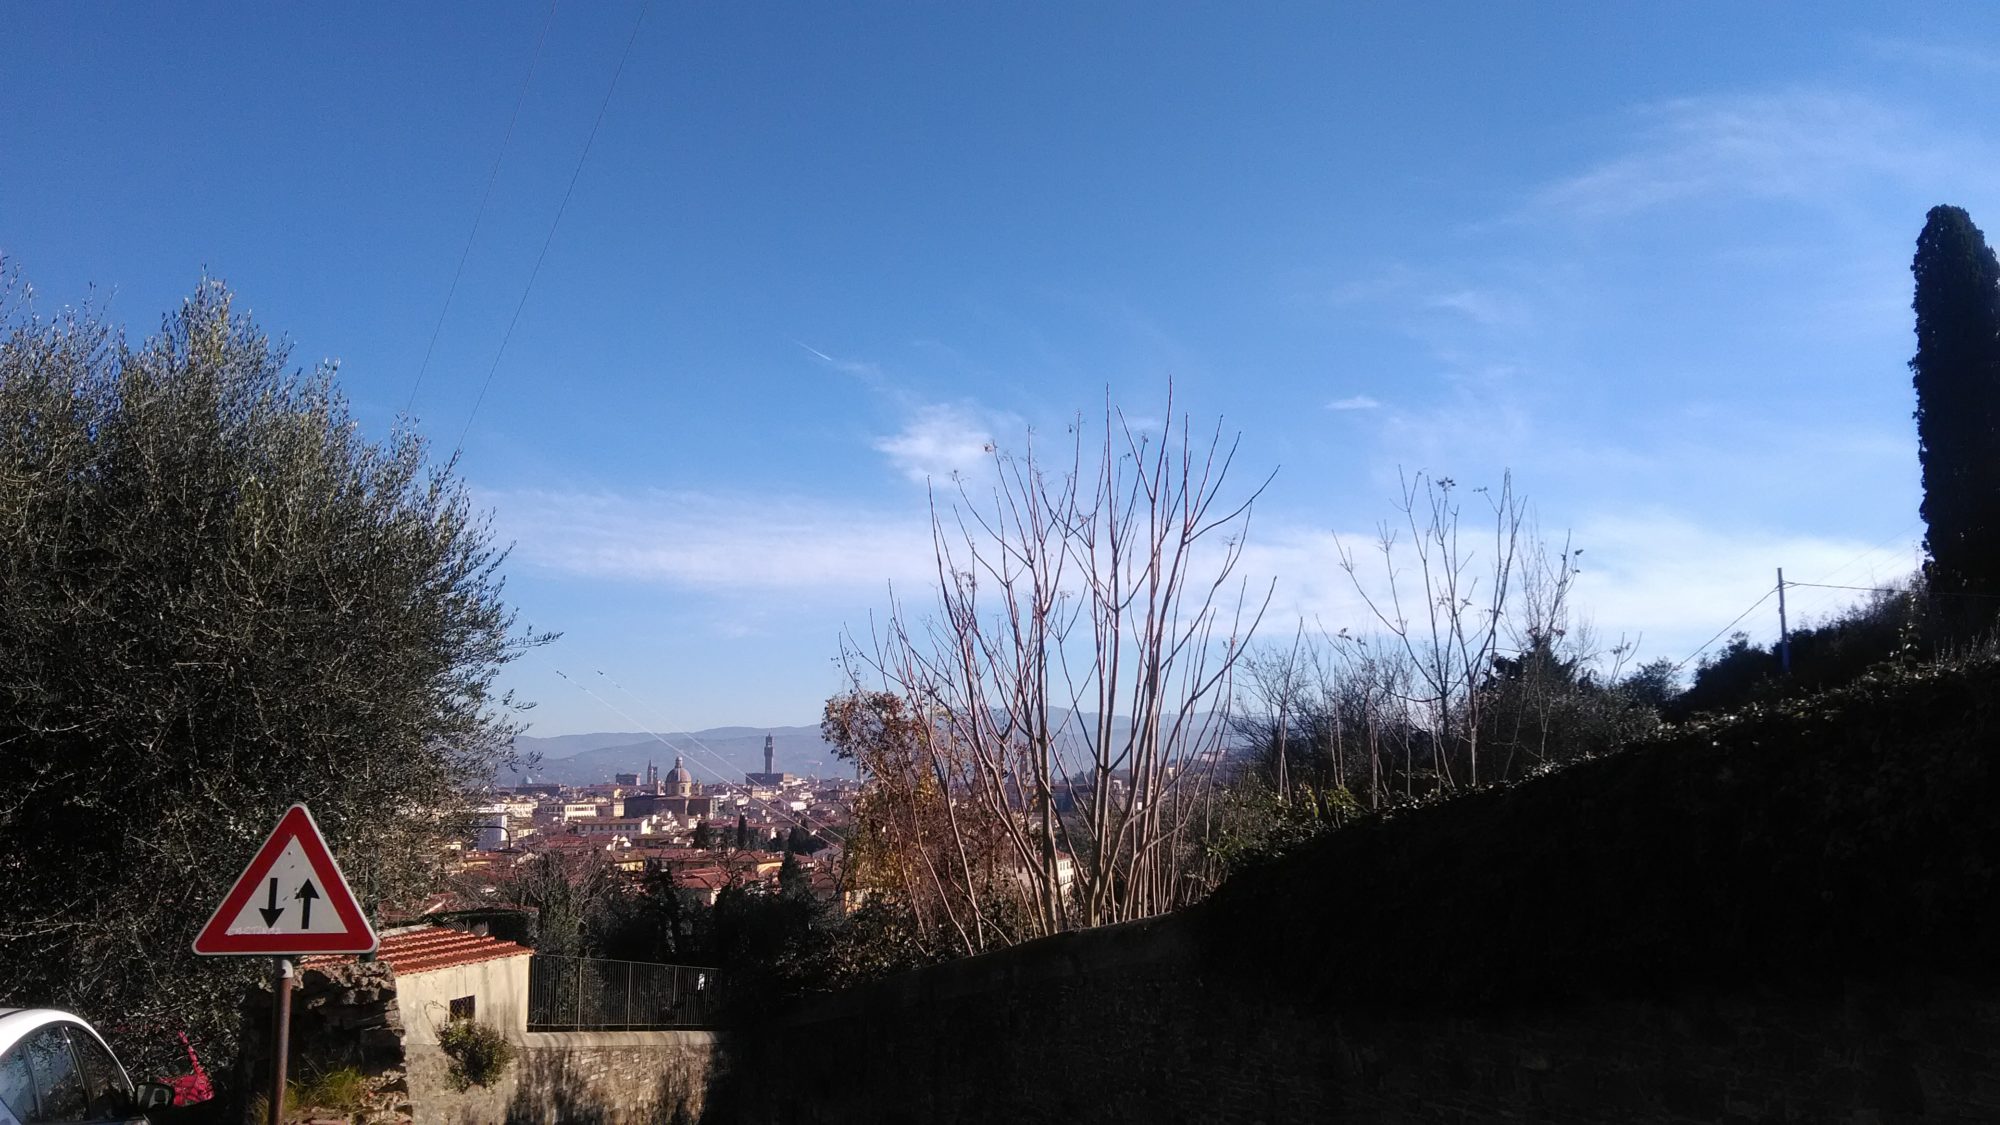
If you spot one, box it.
[396,953,532,1046]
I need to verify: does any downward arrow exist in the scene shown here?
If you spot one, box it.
[258,878,284,927]
[294,880,319,928]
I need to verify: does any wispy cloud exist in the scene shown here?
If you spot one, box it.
[1308,263,1541,343]
[1368,364,1536,473]
[873,403,998,483]
[1326,395,1382,411]
[1316,264,1423,308]
[487,488,936,592]
[1425,288,1530,330]
[1532,89,1979,220]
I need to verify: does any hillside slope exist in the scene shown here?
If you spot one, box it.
[715,656,2000,1123]
[1199,655,2000,1010]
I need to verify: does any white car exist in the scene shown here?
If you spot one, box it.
[0,1010,174,1125]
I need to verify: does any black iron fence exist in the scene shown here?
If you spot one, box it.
[526,954,722,1031]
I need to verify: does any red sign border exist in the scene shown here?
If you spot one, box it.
[192,804,379,956]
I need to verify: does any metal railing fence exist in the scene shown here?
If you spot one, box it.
[526,954,721,1030]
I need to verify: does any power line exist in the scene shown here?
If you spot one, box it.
[1803,519,1923,588]
[1786,519,1923,624]
[455,0,651,452]
[1673,586,1779,672]
[1785,579,2000,601]
[1784,581,1909,594]
[1672,571,1994,680]
[404,0,558,418]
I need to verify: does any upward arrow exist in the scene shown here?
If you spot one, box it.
[259,878,284,927]
[294,880,319,928]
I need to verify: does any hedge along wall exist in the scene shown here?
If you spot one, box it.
[710,658,2000,1123]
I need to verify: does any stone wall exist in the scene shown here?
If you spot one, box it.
[505,1032,711,1125]
[710,915,2000,1124]
[406,1031,710,1125]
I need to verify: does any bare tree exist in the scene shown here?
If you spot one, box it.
[1327,470,1650,793]
[1231,626,1422,812]
[1337,470,1524,791]
[844,392,1272,942]
[1236,623,1309,801]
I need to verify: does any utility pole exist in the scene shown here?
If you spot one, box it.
[1777,568,1791,676]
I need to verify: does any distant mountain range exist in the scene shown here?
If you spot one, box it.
[508,710,1249,788]
[506,726,845,787]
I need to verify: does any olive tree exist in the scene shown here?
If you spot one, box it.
[0,279,542,1075]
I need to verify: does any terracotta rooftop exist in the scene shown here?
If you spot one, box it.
[303,925,530,976]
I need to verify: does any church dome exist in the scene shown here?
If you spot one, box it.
[666,756,694,795]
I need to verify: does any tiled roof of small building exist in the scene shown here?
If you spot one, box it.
[303,925,530,976]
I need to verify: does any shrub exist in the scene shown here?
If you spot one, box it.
[436,1019,515,1092]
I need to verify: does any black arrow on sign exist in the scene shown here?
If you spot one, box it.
[259,878,284,927]
[294,880,319,928]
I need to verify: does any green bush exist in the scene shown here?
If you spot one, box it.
[436,1019,515,1092]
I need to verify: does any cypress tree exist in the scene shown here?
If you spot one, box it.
[778,851,811,902]
[1910,205,2000,638]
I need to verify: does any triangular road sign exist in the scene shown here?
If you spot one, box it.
[192,804,378,956]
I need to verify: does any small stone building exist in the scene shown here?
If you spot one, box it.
[355,927,532,1049]
[295,925,533,1122]
[275,925,711,1124]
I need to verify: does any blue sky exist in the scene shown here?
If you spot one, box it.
[7,3,2000,735]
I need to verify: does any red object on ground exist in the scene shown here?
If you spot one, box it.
[162,1032,213,1106]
